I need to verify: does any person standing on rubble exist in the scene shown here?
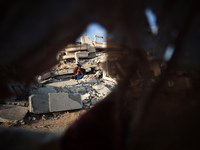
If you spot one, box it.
[72,63,86,80]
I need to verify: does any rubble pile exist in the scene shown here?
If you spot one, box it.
[52,52,107,76]
[0,50,196,125]
[36,51,115,110]
[0,51,117,123]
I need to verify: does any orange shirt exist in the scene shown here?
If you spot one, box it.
[73,66,84,75]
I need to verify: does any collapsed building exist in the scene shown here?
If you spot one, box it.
[1,43,190,123]
[0,38,171,124]
[0,36,113,123]
[59,34,107,64]
[0,1,200,150]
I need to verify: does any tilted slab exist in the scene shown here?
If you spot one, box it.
[29,94,49,114]
[48,93,82,112]
[0,105,28,123]
[46,80,78,88]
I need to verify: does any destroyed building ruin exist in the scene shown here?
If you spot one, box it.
[59,34,107,64]
[0,42,118,123]
[0,0,200,150]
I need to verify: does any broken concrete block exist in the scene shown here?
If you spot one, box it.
[29,94,49,114]
[0,105,28,123]
[90,91,97,98]
[48,93,82,112]
[66,86,77,93]
[41,72,52,80]
[81,93,90,100]
[92,84,111,96]
[88,78,98,84]
[30,86,57,95]
[91,99,98,105]
[82,99,90,104]
[97,96,104,101]
[76,86,86,93]
[103,76,117,84]
[68,93,82,102]
[84,103,91,107]
[37,72,52,82]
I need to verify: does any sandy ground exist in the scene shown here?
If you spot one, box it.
[0,109,87,132]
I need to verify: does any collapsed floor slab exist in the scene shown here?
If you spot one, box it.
[48,93,82,112]
[46,80,78,88]
[29,93,82,114]
[0,105,28,123]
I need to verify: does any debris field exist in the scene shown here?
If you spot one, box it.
[0,51,117,131]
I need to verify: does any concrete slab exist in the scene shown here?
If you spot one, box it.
[68,93,82,103]
[29,94,49,114]
[30,87,57,95]
[48,93,82,112]
[0,105,28,123]
[81,93,90,101]
[46,80,78,88]
[54,69,74,76]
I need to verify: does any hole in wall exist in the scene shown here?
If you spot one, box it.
[76,22,107,42]
[145,8,159,35]
[164,45,175,62]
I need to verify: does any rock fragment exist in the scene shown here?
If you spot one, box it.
[92,84,111,96]
[81,93,90,101]
[76,86,86,93]
[91,99,98,105]
[88,78,98,84]
[82,100,90,104]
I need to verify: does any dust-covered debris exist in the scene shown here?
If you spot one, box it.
[1,49,179,131]
[0,50,116,125]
